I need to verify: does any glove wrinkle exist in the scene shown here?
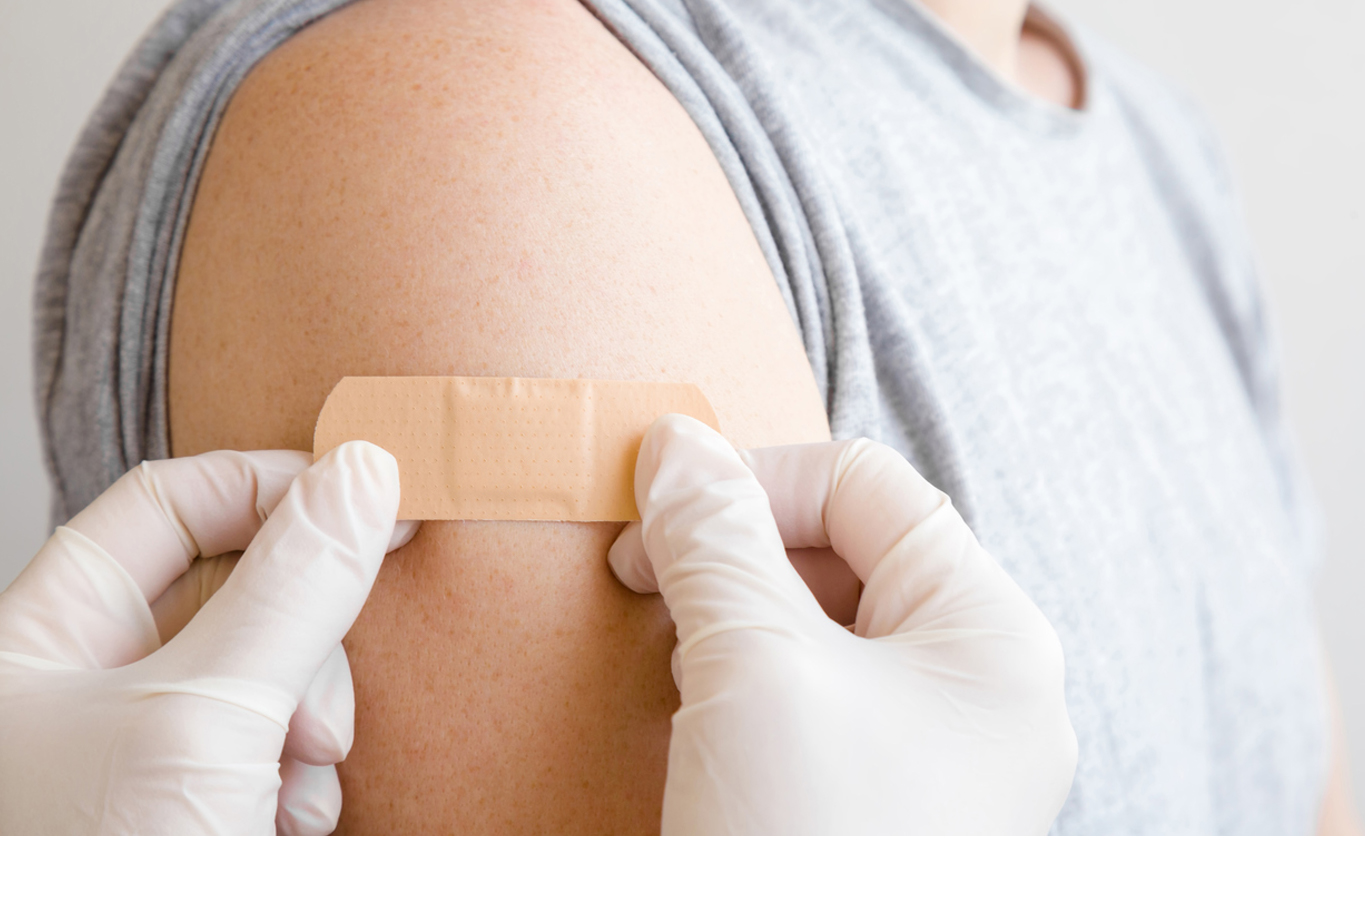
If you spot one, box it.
[135,461,201,569]
[283,643,355,765]
[0,527,160,669]
[127,677,296,732]
[675,619,800,664]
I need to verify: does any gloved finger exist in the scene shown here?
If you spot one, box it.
[275,758,342,835]
[606,522,653,591]
[0,527,162,668]
[388,520,421,552]
[610,525,861,625]
[157,441,399,708]
[282,643,355,766]
[739,438,950,583]
[744,439,1031,639]
[631,414,825,652]
[147,551,242,645]
[145,523,415,648]
[65,450,312,607]
[736,442,841,549]
[0,452,309,668]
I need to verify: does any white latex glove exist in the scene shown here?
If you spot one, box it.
[0,442,415,835]
[608,415,1077,834]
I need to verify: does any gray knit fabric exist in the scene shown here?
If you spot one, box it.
[33,0,353,527]
[34,0,1327,833]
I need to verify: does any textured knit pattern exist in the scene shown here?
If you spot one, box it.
[33,0,1327,832]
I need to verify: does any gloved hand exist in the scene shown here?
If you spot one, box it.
[0,442,413,835]
[608,415,1077,834]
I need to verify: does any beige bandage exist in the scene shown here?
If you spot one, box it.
[313,376,720,521]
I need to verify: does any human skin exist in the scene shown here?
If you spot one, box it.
[925,0,1081,107]
[169,0,832,832]
[169,0,1358,833]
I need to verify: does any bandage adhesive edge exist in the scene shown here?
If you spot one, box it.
[312,376,720,521]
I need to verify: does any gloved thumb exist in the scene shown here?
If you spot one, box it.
[616,415,825,651]
[150,441,399,713]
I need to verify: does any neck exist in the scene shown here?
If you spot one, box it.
[917,0,1031,78]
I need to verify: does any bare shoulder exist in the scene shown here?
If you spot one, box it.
[170,0,827,832]
[171,0,826,452]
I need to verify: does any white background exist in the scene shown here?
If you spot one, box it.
[2,0,1362,822]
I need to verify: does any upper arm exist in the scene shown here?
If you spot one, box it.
[169,0,828,832]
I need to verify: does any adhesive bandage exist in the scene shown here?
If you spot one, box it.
[313,376,720,521]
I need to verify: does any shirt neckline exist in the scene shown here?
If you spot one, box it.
[872,0,1094,138]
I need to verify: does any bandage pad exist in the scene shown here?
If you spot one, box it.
[313,377,720,521]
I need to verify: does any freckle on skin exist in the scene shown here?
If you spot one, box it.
[171,0,826,833]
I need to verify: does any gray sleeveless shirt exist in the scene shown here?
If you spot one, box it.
[34,0,1327,833]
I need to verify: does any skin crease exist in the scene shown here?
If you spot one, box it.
[168,0,1359,832]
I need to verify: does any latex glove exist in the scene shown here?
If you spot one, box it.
[0,442,413,835]
[608,415,1077,834]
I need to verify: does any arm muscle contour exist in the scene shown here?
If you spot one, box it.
[170,0,828,832]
